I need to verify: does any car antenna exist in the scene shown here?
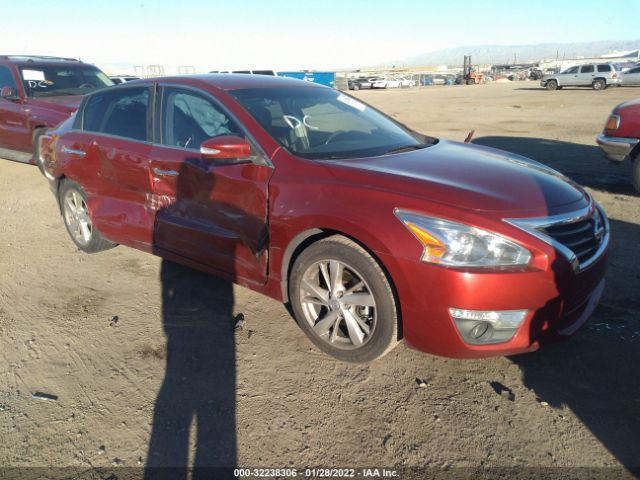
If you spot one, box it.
[464,130,475,143]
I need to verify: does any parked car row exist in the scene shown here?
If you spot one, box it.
[348,76,416,90]
[109,75,141,84]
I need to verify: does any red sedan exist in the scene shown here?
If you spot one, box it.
[39,75,609,362]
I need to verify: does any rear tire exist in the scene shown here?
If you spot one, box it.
[289,235,399,363]
[353,83,360,91]
[59,180,116,253]
[546,80,558,90]
[592,79,606,90]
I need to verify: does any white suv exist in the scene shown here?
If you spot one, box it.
[541,64,621,91]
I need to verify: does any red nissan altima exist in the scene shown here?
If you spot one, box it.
[39,75,609,363]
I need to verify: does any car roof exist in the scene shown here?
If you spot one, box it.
[127,73,326,91]
[0,55,85,68]
[0,57,91,68]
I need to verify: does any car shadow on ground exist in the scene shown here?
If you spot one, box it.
[144,260,237,480]
[473,136,636,195]
[144,159,245,479]
[511,217,640,477]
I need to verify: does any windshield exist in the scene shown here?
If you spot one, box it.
[20,66,114,98]
[230,87,424,160]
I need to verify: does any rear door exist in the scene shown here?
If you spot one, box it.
[578,65,595,86]
[66,85,155,249]
[150,85,272,286]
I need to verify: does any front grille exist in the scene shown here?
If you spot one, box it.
[539,210,605,265]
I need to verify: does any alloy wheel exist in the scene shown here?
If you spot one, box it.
[63,189,93,246]
[299,259,377,350]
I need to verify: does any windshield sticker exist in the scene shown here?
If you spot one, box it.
[22,70,45,81]
[26,80,54,89]
[336,94,366,112]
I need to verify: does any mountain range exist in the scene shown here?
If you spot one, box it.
[387,40,640,67]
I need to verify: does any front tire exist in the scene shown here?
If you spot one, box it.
[59,180,116,253]
[289,236,399,363]
[546,80,558,90]
[32,128,47,175]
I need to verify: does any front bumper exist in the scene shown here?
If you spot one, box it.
[380,239,608,359]
[597,134,639,162]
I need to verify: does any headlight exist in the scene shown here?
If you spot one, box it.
[395,209,532,268]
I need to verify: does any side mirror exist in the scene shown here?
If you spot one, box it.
[200,135,251,161]
[0,86,19,100]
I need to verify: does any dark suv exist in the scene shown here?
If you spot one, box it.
[0,55,113,169]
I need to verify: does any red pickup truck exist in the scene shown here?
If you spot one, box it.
[597,98,640,193]
[0,55,113,170]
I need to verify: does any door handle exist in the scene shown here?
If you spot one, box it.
[153,167,179,177]
[61,146,86,157]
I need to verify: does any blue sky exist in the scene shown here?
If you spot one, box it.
[2,0,638,73]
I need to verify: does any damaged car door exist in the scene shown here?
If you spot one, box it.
[150,85,272,286]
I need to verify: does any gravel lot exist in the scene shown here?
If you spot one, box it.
[0,82,639,479]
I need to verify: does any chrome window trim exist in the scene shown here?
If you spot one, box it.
[505,198,610,273]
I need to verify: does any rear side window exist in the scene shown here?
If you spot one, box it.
[597,65,611,73]
[581,65,594,73]
[0,66,17,89]
[83,87,150,141]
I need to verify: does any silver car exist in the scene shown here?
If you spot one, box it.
[541,64,621,90]
[620,65,640,86]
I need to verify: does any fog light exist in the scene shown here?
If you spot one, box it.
[449,308,528,345]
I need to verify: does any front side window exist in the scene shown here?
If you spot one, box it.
[161,88,242,150]
[20,65,113,98]
[581,65,595,73]
[83,87,150,141]
[230,87,424,160]
[0,66,17,90]
[562,66,579,74]
[597,65,611,73]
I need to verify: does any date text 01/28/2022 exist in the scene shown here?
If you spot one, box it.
[233,468,399,477]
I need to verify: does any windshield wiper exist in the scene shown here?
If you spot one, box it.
[383,144,430,155]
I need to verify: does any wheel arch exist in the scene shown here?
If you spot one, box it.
[279,227,404,339]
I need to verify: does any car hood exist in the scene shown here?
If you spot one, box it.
[328,140,587,213]
[29,95,83,114]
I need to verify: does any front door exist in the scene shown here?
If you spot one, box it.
[624,67,640,85]
[150,86,272,286]
[0,65,30,152]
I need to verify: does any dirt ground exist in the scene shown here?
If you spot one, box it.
[1,82,639,479]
